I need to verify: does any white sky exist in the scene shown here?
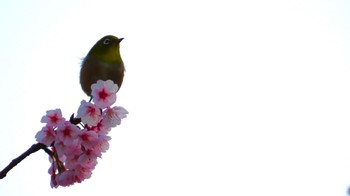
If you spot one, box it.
[1,0,350,195]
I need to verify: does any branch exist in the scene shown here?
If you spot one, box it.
[0,143,51,179]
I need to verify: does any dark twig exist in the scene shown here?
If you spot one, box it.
[0,143,51,179]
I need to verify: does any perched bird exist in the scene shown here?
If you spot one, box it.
[80,35,125,96]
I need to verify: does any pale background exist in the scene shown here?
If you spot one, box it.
[1,0,350,195]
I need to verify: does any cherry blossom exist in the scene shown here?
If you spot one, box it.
[77,148,100,167]
[91,80,118,109]
[55,170,76,187]
[76,100,101,126]
[41,109,65,127]
[35,80,128,188]
[35,125,56,146]
[102,106,129,127]
[79,130,99,149]
[56,122,80,146]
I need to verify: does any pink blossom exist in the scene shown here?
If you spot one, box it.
[56,170,76,187]
[79,130,99,149]
[35,125,56,146]
[65,156,80,170]
[96,134,111,153]
[77,100,101,126]
[54,141,67,159]
[48,162,57,175]
[66,144,83,159]
[41,109,65,127]
[86,120,110,135]
[74,166,93,182]
[102,106,128,127]
[50,173,58,188]
[78,149,100,168]
[91,80,118,109]
[54,141,82,161]
[36,79,129,188]
[56,122,80,146]
[54,167,93,186]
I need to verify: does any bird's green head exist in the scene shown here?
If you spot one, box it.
[87,35,124,63]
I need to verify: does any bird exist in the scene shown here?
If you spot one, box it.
[80,35,125,97]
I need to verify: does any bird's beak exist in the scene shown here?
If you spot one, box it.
[117,38,124,44]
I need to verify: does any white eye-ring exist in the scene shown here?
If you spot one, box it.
[103,38,111,45]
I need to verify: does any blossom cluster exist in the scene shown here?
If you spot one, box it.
[35,80,128,188]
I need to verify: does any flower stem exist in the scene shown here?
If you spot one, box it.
[0,143,52,179]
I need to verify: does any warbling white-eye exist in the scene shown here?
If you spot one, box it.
[80,35,125,96]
